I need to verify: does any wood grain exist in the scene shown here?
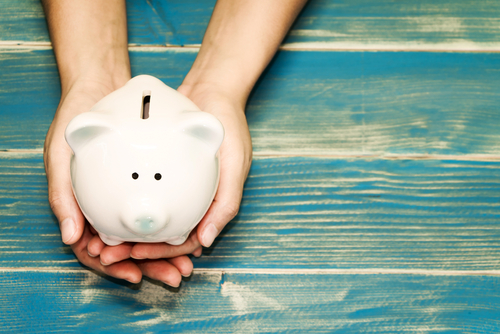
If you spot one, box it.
[0,0,48,44]
[2,0,500,50]
[2,48,500,156]
[1,270,499,332]
[2,153,499,270]
[3,0,500,330]
[287,0,500,50]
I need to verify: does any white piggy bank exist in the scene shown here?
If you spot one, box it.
[65,75,224,246]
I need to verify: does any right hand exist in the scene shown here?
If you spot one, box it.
[44,80,199,287]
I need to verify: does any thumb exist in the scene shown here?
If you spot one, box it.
[45,147,85,245]
[197,194,241,248]
[197,163,245,248]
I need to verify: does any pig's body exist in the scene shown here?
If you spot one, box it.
[65,75,224,246]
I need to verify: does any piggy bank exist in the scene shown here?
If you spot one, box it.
[65,75,224,246]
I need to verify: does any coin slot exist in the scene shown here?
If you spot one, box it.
[141,90,151,119]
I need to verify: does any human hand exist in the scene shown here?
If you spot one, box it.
[129,82,253,259]
[44,80,196,287]
[110,0,305,265]
[130,0,307,261]
[41,0,201,287]
[178,84,253,248]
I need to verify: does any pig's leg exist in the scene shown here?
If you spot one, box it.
[166,231,191,246]
[98,233,124,246]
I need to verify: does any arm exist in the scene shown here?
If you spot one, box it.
[131,0,308,258]
[183,0,307,106]
[42,0,197,286]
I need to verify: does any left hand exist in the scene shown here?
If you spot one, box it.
[128,82,253,259]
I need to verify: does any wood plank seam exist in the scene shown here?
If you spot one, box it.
[4,150,500,162]
[2,268,500,276]
[2,42,500,53]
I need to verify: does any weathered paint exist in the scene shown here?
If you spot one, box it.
[1,153,500,270]
[286,0,500,50]
[2,0,500,330]
[2,0,500,50]
[1,271,499,332]
[1,49,500,155]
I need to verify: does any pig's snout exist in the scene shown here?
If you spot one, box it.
[134,216,163,234]
[120,192,170,238]
[122,214,169,236]
[120,196,170,236]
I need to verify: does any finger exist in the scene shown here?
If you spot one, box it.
[87,234,105,257]
[167,256,194,277]
[197,152,248,247]
[72,225,142,283]
[130,230,201,260]
[100,243,134,266]
[192,246,202,257]
[89,225,97,235]
[136,259,184,288]
[45,146,85,245]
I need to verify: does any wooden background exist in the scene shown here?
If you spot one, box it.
[1,0,499,332]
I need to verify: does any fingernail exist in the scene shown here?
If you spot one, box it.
[127,278,140,284]
[88,251,97,258]
[163,281,180,288]
[100,260,109,266]
[61,218,76,244]
[201,224,218,247]
[130,254,144,260]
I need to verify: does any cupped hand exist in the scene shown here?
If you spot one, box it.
[130,83,253,259]
[44,80,195,286]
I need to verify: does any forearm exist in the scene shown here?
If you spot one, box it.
[41,0,131,96]
[182,0,307,106]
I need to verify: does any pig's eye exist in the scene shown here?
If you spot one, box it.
[154,173,162,181]
[132,172,139,180]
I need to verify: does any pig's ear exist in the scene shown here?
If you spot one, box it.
[65,112,115,154]
[178,111,225,155]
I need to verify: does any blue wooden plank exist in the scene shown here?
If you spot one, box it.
[0,0,214,46]
[125,0,215,46]
[2,0,499,49]
[2,48,500,155]
[0,0,213,46]
[2,153,500,270]
[0,0,49,43]
[1,270,499,332]
[247,50,500,155]
[286,0,500,49]
[0,48,194,150]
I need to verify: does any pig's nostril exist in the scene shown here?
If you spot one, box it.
[154,173,162,180]
[132,172,139,180]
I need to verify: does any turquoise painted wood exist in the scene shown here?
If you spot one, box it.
[287,0,500,49]
[0,0,49,43]
[2,0,500,331]
[2,153,500,270]
[1,271,499,333]
[2,48,500,155]
[2,0,500,48]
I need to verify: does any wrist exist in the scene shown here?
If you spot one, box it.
[181,60,255,109]
[58,53,131,99]
[178,77,249,111]
[42,0,131,97]
[60,71,130,102]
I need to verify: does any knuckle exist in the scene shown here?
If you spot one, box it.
[48,191,65,213]
[221,202,240,221]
